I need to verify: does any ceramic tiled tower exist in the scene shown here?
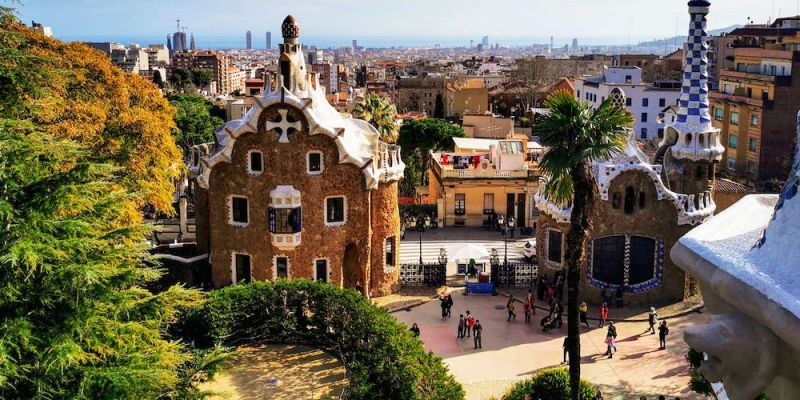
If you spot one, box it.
[666,0,724,163]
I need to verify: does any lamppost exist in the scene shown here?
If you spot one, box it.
[503,219,509,267]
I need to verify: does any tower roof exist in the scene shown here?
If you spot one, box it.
[282,15,299,39]
[687,0,710,7]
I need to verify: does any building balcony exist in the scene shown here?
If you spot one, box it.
[430,152,538,181]
[710,91,771,109]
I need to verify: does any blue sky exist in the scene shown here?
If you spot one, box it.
[15,0,800,44]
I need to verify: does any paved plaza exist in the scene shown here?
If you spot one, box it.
[392,291,707,400]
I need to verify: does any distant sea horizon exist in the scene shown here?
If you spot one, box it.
[58,34,668,50]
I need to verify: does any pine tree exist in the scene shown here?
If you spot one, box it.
[0,119,220,399]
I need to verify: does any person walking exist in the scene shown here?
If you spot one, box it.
[524,297,532,323]
[410,323,420,337]
[647,307,658,335]
[658,320,669,350]
[598,302,609,328]
[554,300,564,328]
[579,301,590,329]
[473,320,483,349]
[457,314,465,339]
[466,311,475,338]
[526,289,535,314]
[445,293,454,319]
[605,321,618,358]
[508,216,516,238]
[439,295,448,320]
[506,296,517,321]
[546,284,555,302]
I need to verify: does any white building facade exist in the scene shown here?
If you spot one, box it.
[574,66,682,140]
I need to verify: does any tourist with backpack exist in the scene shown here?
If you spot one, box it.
[658,320,669,349]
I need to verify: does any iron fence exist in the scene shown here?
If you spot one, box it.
[490,262,539,287]
[399,263,446,286]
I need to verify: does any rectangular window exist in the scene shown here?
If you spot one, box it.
[751,115,759,127]
[730,111,739,125]
[642,98,649,107]
[234,253,251,284]
[727,158,736,170]
[728,135,738,149]
[625,75,632,83]
[658,98,666,107]
[315,259,328,282]
[577,90,580,99]
[269,207,302,233]
[308,152,323,174]
[657,128,664,138]
[625,97,632,107]
[483,193,494,213]
[548,230,563,264]
[455,193,466,215]
[275,257,288,279]
[231,196,249,225]
[746,161,756,174]
[748,138,758,151]
[325,196,346,225]
[640,128,648,139]
[385,237,395,266]
[249,151,263,173]
[714,108,724,120]
[641,113,648,123]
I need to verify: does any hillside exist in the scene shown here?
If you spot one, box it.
[637,24,742,48]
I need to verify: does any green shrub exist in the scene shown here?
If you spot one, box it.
[175,280,464,400]
[503,368,597,400]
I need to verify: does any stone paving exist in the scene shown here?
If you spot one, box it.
[391,291,707,400]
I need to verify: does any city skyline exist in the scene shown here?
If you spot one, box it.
[18,0,800,46]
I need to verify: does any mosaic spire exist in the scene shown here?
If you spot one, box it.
[675,0,712,132]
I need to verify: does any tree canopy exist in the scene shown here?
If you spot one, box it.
[397,118,465,196]
[0,14,182,213]
[0,119,223,399]
[167,94,224,154]
[352,94,399,143]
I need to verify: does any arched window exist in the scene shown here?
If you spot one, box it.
[624,186,635,214]
[696,165,704,179]
[685,133,693,146]
[589,235,662,292]
[612,192,621,209]
[639,191,646,209]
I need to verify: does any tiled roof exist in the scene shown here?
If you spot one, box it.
[714,178,755,193]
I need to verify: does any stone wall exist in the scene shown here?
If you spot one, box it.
[197,104,399,294]
[369,181,401,296]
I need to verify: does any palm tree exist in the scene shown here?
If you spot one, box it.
[352,93,399,143]
[534,91,632,399]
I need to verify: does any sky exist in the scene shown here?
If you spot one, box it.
[14,0,800,47]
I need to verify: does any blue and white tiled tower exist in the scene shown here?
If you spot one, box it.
[664,0,724,162]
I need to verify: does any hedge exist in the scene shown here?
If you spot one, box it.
[503,368,597,400]
[175,280,464,400]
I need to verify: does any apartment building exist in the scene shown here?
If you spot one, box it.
[573,66,682,140]
[710,46,800,181]
[172,50,231,95]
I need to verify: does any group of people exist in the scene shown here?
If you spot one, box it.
[647,307,670,350]
[457,311,483,349]
[504,291,537,323]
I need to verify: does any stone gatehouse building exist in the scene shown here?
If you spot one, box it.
[535,0,724,305]
[188,16,405,296]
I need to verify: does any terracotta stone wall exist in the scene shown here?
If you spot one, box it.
[536,170,697,306]
[369,181,401,296]
[197,104,399,294]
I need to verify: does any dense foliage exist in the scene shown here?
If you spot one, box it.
[176,280,464,400]
[0,120,226,399]
[169,68,213,92]
[397,118,465,196]
[535,91,632,399]
[503,368,597,400]
[0,14,182,212]
[167,94,225,153]
[0,11,226,399]
[352,93,399,143]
